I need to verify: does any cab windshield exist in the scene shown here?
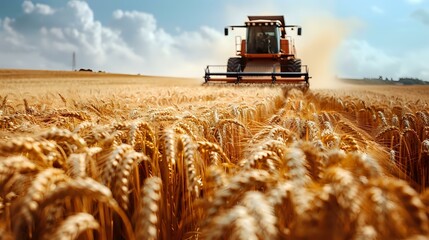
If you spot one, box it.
[247,25,279,54]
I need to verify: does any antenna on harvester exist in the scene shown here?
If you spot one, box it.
[72,51,76,71]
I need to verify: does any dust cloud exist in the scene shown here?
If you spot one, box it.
[296,15,355,89]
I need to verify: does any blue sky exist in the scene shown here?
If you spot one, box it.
[0,0,428,80]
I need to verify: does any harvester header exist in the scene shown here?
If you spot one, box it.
[204,15,310,90]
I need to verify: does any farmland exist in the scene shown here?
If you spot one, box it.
[1,69,429,239]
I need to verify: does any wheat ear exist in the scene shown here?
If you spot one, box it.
[204,205,258,240]
[113,151,146,210]
[100,144,133,187]
[0,137,48,166]
[372,178,429,235]
[207,170,271,218]
[135,177,162,240]
[40,127,87,150]
[13,168,67,238]
[282,147,310,187]
[42,213,99,240]
[197,141,230,164]
[239,150,279,172]
[38,177,136,239]
[178,134,199,197]
[241,191,277,239]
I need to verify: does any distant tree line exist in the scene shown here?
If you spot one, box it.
[351,75,428,85]
[397,77,428,85]
[361,76,428,85]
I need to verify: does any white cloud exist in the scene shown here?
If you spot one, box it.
[22,1,55,15]
[34,4,55,15]
[0,17,26,48]
[337,40,400,78]
[22,1,35,14]
[412,9,429,26]
[337,39,429,80]
[0,0,233,77]
[399,47,429,79]
[406,0,424,4]
[371,5,385,15]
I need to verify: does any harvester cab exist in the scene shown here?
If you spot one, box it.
[204,15,310,91]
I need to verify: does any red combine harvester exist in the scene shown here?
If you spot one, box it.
[204,15,310,91]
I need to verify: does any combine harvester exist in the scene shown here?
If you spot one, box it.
[204,15,310,91]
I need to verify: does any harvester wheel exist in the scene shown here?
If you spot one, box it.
[226,57,243,78]
[286,59,302,72]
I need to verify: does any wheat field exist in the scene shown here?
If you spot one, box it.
[1,70,429,240]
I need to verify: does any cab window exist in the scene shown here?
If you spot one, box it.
[247,25,279,54]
